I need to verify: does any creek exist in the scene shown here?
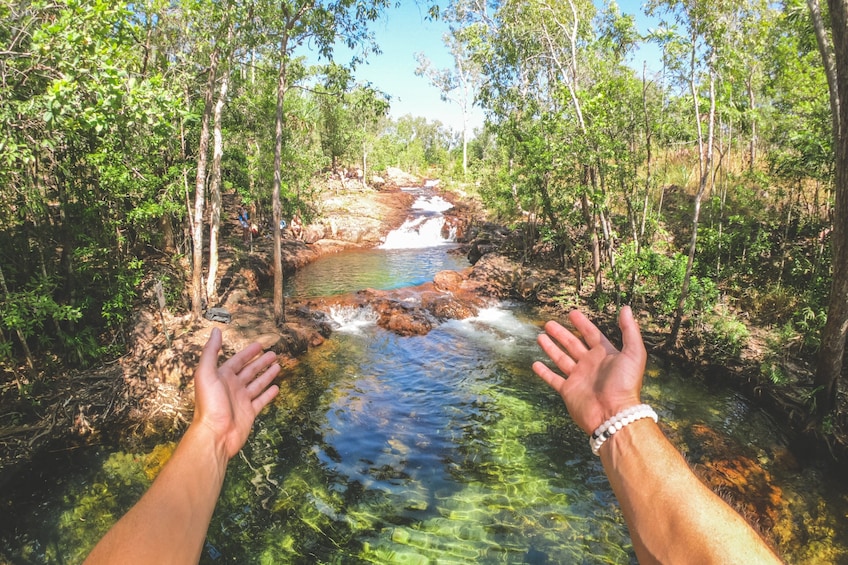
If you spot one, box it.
[2,188,848,564]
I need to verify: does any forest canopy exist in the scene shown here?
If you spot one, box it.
[1,0,846,424]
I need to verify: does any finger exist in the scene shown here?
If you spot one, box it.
[238,350,278,384]
[568,310,614,352]
[619,306,647,360]
[543,320,588,358]
[251,384,280,414]
[537,332,576,373]
[245,361,281,398]
[532,360,568,395]
[221,341,265,374]
[196,328,223,383]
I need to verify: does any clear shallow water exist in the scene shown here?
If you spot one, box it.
[5,306,848,564]
[3,195,848,563]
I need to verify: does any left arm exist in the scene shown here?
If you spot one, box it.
[84,328,280,565]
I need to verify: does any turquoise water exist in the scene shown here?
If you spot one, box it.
[284,246,469,298]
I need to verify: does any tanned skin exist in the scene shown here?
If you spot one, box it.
[84,328,280,565]
[532,306,783,565]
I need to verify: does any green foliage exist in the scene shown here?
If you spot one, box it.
[760,322,802,385]
[0,275,82,341]
[704,308,750,362]
[102,258,144,328]
[611,243,718,316]
[794,305,827,350]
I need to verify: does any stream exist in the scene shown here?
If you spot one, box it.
[2,188,848,564]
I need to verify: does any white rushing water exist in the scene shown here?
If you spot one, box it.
[327,304,380,333]
[378,193,456,250]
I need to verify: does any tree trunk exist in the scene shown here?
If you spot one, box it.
[191,47,220,319]
[273,40,289,326]
[812,0,848,418]
[205,68,230,305]
[0,264,34,370]
[747,73,758,171]
[362,147,368,190]
[668,50,716,348]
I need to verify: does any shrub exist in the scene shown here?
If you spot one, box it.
[611,243,718,316]
[704,308,750,362]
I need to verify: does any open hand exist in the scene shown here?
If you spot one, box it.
[192,328,281,460]
[532,306,646,435]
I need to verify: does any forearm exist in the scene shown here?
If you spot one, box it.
[602,419,782,564]
[84,424,229,565]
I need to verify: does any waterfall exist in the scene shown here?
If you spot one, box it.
[378,193,455,250]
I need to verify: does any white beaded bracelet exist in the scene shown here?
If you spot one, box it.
[589,404,658,456]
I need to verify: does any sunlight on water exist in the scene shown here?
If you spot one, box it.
[412,195,454,213]
[379,216,452,250]
[379,193,456,250]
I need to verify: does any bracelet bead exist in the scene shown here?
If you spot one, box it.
[589,404,658,456]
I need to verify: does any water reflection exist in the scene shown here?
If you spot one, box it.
[284,246,469,298]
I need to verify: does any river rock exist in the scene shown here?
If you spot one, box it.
[468,253,521,298]
[421,292,479,320]
[279,323,318,355]
[434,270,465,292]
[370,298,433,336]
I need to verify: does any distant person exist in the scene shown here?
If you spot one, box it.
[290,213,303,241]
[237,206,250,245]
[532,306,783,564]
[83,328,280,564]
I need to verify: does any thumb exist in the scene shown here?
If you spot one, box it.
[619,306,646,361]
[196,327,222,384]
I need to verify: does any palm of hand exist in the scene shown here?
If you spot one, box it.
[195,365,258,459]
[192,330,281,461]
[533,307,646,435]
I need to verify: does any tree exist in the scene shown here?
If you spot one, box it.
[205,44,232,305]
[0,0,180,369]
[255,0,389,326]
[347,85,391,187]
[808,0,848,419]
[415,24,480,178]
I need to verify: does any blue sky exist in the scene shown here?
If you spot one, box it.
[328,1,661,133]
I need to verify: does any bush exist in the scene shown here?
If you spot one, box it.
[704,308,750,362]
[611,243,718,316]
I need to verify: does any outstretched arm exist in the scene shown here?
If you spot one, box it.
[84,328,280,565]
[533,307,782,564]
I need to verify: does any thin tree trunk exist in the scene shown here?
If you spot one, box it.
[668,50,716,348]
[747,73,757,170]
[191,47,220,319]
[640,62,653,246]
[206,67,230,305]
[811,0,848,418]
[0,264,34,371]
[273,39,289,326]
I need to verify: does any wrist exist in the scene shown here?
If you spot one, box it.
[589,404,658,456]
[185,421,231,471]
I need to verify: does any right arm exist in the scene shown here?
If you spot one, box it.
[532,307,782,564]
